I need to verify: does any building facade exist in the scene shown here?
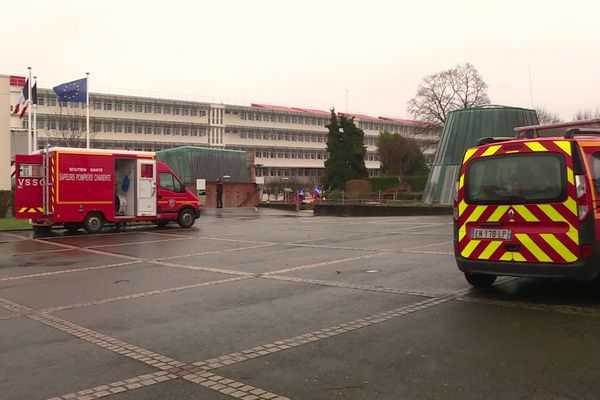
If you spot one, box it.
[4,76,439,186]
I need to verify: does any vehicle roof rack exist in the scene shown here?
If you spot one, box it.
[475,137,516,146]
[564,128,600,138]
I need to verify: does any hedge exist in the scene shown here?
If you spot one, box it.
[404,175,428,192]
[368,176,400,192]
[0,190,13,218]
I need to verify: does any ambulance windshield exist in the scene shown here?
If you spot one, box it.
[465,153,566,204]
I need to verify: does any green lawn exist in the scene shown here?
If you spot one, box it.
[0,217,32,231]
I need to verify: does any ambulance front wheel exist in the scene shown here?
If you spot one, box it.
[464,272,497,288]
[83,212,105,234]
[177,209,195,228]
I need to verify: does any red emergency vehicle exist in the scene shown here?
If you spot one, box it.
[15,147,200,233]
[454,122,600,287]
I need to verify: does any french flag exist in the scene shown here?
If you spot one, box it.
[12,79,36,119]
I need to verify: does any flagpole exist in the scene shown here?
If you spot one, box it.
[86,72,90,149]
[27,67,32,154]
[33,76,37,151]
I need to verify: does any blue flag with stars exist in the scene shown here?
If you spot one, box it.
[53,78,87,102]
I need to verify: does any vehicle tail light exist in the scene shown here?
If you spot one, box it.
[582,245,593,258]
[575,175,589,220]
[453,181,459,221]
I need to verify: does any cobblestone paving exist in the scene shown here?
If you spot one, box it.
[1,210,599,400]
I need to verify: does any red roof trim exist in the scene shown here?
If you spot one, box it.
[251,103,332,117]
[251,103,301,113]
[338,112,378,121]
[515,119,600,132]
[291,107,331,116]
[378,116,424,125]
[10,75,26,87]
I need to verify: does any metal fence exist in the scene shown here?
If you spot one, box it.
[261,190,422,206]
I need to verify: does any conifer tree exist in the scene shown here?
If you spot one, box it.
[324,109,368,190]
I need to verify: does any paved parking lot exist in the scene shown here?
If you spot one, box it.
[2,208,600,400]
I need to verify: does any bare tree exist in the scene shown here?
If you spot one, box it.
[47,106,96,147]
[451,63,491,109]
[535,107,562,124]
[573,108,600,121]
[407,63,490,125]
[377,132,428,178]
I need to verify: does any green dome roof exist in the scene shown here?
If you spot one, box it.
[423,105,538,205]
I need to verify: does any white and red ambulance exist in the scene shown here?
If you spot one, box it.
[15,147,200,233]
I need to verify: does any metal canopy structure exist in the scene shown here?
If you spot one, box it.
[422,105,538,205]
[156,146,251,185]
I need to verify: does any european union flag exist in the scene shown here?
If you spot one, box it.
[53,77,87,102]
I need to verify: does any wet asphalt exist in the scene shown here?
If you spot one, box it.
[1,208,599,400]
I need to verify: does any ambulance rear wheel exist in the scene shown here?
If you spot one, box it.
[64,222,82,233]
[83,212,105,234]
[465,272,497,288]
[177,209,195,228]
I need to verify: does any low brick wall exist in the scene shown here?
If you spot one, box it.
[259,203,298,211]
[203,183,259,208]
[313,204,453,217]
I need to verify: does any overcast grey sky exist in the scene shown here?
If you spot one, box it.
[2,0,599,120]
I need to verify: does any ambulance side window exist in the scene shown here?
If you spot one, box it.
[19,164,43,178]
[591,153,600,194]
[159,172,184,193]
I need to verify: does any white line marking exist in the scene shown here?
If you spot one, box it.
[402,240,453,251]
[85,236,195,249]
[157,244,275,261]
[42,276,250,313]
[32,238,78,249]
[0,261,141,282]
[152,260,253,277]
[0,232,31,240]
[0,248,73,259]
[41,230,143,240]
[266,252,391,275]
[139,230,197,239]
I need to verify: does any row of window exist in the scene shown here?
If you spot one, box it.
[256,168,379,178]
[94,141,174,152]
[359,122,414,134]
[37,96,207,117]
[92,124,204,136]
[257,150,328,160]
[35,140,168,153]
[236,112,329,127]
[253,150,378,162]
[257,168,326,178]
[33,119,206,137]
[234,111,418,136]
[236,131,378,146]
[238,131,327,143]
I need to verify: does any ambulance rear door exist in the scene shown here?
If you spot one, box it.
[136,159,156,216]
[458,139,579,265]
[15,154,45,219]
